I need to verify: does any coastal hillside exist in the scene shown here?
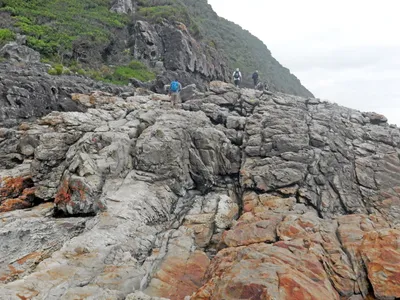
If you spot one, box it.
[0,0,312,96]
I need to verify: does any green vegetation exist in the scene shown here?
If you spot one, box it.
[47,60,156,85]
[0,29,15,43]
[0,0,129,58]
[136,0,201,37]
[108,60,156,84]
[0,0,311,95]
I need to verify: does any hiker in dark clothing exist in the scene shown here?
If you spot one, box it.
[252,70,259,87]
[232,68,242,88]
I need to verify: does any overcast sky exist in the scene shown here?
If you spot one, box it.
[208,0,400,125]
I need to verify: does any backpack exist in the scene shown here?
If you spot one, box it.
[170,81,179,93]
[234,71,240,79]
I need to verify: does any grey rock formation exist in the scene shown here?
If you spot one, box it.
[110,0,134,14]
[1,82,400,299]
[180,84,204,102]
[0,51,134,126]
[130,21,228,91]
[0,42,40,63]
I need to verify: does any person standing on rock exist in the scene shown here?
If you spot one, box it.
[169,79,182,108]
[252,70,259,87]
[233,68,242,88]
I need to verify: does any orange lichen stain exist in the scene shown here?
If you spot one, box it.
[0,264,25,282]
[70,181,87,201]
[298,219,316,229]
[21,187,36,198]
[54,180,72,205]
[55,179,89,206]
[17,252,42,265]
[279,276,316,300]
[0,176,30,198]
[8,265,23,275]
[280,225,301,237]
[0,198,31,212]
[0,275,8,282]
[74,295,91,300]
[16,289,39,300]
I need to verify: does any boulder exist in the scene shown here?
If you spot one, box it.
[180,84,203,102]
[110,0,134,14]
[0,42,40,63]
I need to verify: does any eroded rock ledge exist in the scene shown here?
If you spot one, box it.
[0,81,399,300]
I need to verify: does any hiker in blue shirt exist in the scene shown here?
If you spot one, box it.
[169,79,182,108]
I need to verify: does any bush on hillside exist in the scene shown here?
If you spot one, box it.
[46,60,155,86]
[0,29,15,43]
[110,60,156,84]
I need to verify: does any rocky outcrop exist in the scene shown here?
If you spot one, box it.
[131,21,228,92]
[0,82,400,299]
[110,0,135,14]
[0,44,134,126]
[0,42,40,63]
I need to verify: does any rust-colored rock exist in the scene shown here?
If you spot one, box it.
[222,212,282,247]
[242,192,296,213]
[0,198,31,212]
[338,214,390,296]
[145,229,210,300]
[360,229,400,299]
[192,242,339,300]
[147,251,209,300]
[0,176,36,212]
[277,213,357,297]
[0,176,32,200]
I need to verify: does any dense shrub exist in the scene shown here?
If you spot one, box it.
[0,0,129,57]
[0,29,15,42]
[110,60,156,84]
[47,60,155,86]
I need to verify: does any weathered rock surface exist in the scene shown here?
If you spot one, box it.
[1,81,400,299]
[110,0,135,14]
[0,42,40,63]
[131,20,228,92]
[0,43,134,127]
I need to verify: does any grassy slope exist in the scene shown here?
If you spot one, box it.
[0,0,155,84]
[0,0,128,56]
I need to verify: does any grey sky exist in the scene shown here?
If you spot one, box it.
[208,0,400,125]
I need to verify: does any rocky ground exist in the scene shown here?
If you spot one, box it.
[0,42,135,127]
[0,80,400,300]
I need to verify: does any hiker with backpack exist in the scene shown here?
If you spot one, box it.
[252,70,259,87]
[232,68,242,88]
[168,79,182,108]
